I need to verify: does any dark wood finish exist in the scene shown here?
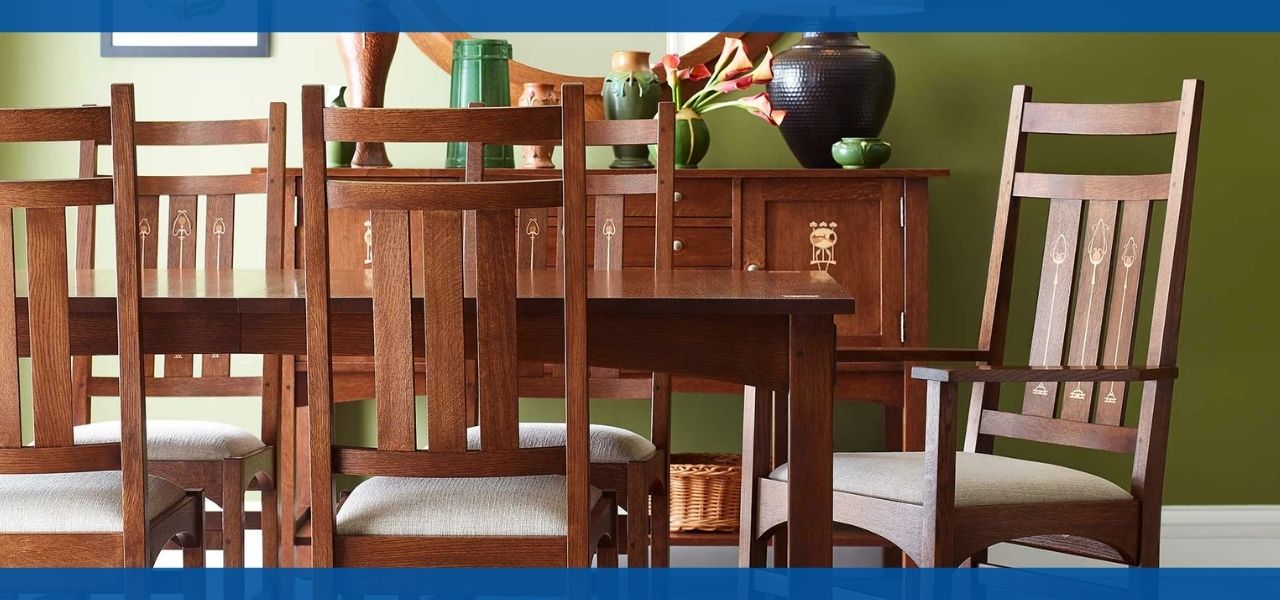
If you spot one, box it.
[71,102,287,567]
[741,80,1205,568]
[0,85,201,567]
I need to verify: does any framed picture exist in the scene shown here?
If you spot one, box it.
[100,0,268,57]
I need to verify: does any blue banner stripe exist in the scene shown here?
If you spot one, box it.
[4,1,1280,32]
[0,568,1278,599]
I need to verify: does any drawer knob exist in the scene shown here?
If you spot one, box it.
[673,191,684,203]
[673,239,684,252]
[746,263,760,272]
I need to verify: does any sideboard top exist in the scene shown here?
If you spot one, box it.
[264,167,949,179]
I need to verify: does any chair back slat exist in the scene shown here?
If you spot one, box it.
[421,208,469,452]
[0,106,111,143]
[1058,201,1120,422]
[971,80,1203,465]
[326,179,564,212]
[517,208,552,271]
[0,178,114,209]
[1021,100,1180,136]
[1021,198,1083,416]
[371,209,417,452]
[584,119,658,146]
[26,207,74,447]
[138,173,266,196]
[163,195,198,378]
[323,106,563,144]
[1012,172,1170,202]
[1094,201,1153,425]
[201,194,236,377]
[136,119,269,146]
[475,206,521,450]
[0,209,19,448]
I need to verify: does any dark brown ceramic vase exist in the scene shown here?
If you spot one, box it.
[767,32,896,168]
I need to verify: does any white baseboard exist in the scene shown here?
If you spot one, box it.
[991,505,1280,567]
[159,503,1280,568]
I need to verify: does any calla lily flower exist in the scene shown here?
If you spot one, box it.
[660,53,680,71]
[737,92,787,126]
[714,75,756,93]
[719,45,755,81]
[712,37,745,77]
[744,48,775,85]
[679,63,712,82]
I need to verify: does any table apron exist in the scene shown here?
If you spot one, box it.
[27,310,793,390]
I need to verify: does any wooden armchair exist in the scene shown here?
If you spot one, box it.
[70,104,288,566]
[301,83,614,566]
[0,84,204,567]
[740,79,1204,567]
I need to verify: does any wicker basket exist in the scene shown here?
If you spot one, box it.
[668,453,741,532]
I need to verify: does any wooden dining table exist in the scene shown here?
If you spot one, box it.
[19,268,852,567]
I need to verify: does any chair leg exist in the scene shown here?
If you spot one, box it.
[772,525,788,568]
[597,493,620,568]
[222,458,246,567]
[738,386,772,568]
[650,480,670,567]
[261,475,279,568]
[626,462,649,568]
[184,491,206,568]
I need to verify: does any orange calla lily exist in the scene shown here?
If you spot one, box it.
[712,37,745,77]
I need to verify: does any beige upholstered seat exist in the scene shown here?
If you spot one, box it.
[74,420,265,461]
[769,452,1131,507]
[336,475,603,536]
[0,471,187,533]
[465,423,656,464]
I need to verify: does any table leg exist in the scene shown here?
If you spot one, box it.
[786,314,834,567]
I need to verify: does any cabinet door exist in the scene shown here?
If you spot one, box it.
[742,178,906,347]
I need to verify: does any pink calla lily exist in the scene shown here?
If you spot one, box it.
[714,75,755,93]
[719,45,755,81]
[737,92,786,126]
[712,37,745,77]
[744,48,775,85]
[678,63,712,81]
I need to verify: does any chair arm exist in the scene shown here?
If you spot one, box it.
[835,347,995,363]
[911,364,1178,383]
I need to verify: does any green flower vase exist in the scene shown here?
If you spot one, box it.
[603,51,661,169]
[674,109,710,169]
[446,38,514,168]
[326,85,355,168]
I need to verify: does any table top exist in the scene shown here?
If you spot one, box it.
[262,167,949,180]
[29,269,855,316]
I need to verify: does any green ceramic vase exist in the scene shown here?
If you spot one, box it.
[603,51,661,169]
[326,85,356,168]
[674,109,710,169]
[831,137,892,169]
[446,38,513,168]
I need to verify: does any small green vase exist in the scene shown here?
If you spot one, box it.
[831,137,892,169]
[326,85,355,168]
[446,39,514,168]
[603,51,661,169]
[674,110,710,169]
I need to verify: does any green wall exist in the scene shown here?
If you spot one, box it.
[0,33,1274,504]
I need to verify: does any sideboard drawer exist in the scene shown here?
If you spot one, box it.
[621,178,732,218]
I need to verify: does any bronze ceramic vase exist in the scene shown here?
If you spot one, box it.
[603,51,661,169]
[767,32,896,168]
[519,83,559,169]
[338,32,399,168]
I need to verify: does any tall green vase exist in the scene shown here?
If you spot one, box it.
[603,51,661,169]
[446,38,513,168]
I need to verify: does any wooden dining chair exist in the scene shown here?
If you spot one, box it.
[69,104,288,566]
[0,84,204,567]
[301,82,614,566]
[739,79,1204,567]
[461,103,676,567]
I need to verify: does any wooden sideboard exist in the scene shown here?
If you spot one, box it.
[271,167,946,552]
